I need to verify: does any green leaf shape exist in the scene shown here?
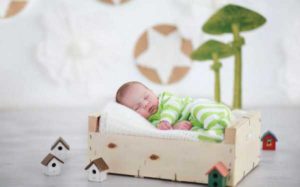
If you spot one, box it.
[203,4,266,34]
[191,40,233,61]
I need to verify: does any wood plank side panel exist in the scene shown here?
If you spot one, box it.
[89,133,235,184]
[231,112,262,186]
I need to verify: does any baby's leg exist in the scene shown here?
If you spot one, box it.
[190,102,231,131]
[191,127,224,142]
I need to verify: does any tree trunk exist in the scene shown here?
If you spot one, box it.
[215,69,221,103]
[232,24,242,109]
[212,53,221,103]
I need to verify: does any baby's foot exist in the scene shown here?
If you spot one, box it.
[173,121,192,130]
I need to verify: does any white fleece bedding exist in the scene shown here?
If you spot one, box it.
[100,102,247,142]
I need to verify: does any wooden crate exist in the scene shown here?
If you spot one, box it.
[87,112,261,187]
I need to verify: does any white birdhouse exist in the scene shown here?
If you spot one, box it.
[50,137,70,161]
[41,153,64,176]
[85,157,109,182]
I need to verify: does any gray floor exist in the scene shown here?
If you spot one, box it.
[0,106,299,187]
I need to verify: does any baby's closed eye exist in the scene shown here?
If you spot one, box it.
[133,106,139,111]
[133,103,143,111]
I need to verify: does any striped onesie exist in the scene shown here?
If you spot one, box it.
[148,92,232,142]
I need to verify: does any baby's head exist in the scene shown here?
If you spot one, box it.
[116,81,159,118]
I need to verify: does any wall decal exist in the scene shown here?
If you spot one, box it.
[36,5,122,85]
[202,4,266,108]
[0,0,28,18]
[134,24,193,85]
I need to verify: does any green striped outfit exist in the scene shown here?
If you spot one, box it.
[148,92,231,142]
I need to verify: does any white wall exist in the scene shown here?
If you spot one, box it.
[0,0,299,109]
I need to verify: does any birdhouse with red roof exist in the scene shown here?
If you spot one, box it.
[51,137,70,161]
[261,131,278,151]
[41,153,64,176]
[85,157,109,182]
[206,162,229,187]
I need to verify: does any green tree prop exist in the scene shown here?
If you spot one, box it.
[202,4,266,109]
[191,40,233,103]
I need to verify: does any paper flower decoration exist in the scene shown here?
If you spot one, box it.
[0,0,28,18]
[36,5,122,84]
[134,24,193,85]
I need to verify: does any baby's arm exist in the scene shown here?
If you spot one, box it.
[158,96,183,128]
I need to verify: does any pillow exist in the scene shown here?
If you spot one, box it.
[100,102,156,134]
[100,102,201,141]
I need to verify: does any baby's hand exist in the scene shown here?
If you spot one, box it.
[157,120,172,130]
[173,121,192,130]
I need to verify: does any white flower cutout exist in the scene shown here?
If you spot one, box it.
[37,4,122,84]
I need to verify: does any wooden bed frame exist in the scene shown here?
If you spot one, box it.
[87,112,261,187]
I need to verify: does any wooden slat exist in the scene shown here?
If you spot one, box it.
[88,113,101,133]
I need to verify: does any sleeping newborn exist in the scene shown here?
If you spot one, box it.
[115,81,231,142]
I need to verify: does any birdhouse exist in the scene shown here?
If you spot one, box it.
[41,153,64,176]
[85,157,109,182]
[206,162,229,187]
[261,131,278,151]
[50,137,70,161]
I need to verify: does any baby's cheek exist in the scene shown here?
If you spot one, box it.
[138,110,148,118]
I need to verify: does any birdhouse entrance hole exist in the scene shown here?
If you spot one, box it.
[267,139,272,146]
[92,169,97,174]
[213,173,218,178]
[52,163,56,167]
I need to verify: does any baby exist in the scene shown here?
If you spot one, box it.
[116,81,231,142]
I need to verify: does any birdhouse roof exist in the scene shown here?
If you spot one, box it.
[206,161,229,177]
[51,137,70,150]
[85,157,109,171]
[261,131,278,141]
[41,153,64,166]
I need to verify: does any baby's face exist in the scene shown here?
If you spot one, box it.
[120,84,159,118]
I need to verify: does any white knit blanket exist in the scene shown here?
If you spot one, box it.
[100,102,245,142]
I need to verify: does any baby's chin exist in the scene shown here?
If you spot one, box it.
[143,110,157,119]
